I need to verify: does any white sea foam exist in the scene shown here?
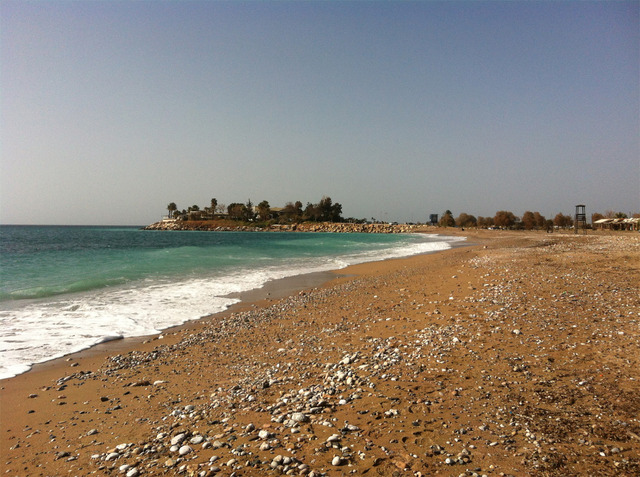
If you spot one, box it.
[0,234,463,379]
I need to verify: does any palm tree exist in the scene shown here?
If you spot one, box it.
[167,202,177,218]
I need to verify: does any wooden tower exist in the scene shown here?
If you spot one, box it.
[575,204,587,234]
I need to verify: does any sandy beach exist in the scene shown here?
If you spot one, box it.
[1,230,639,476]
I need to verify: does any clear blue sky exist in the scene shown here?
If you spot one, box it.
[1,1,638,225]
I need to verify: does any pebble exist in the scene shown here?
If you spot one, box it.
[39,234,639,477]
[178,445,192,456]
[291,412,309,423]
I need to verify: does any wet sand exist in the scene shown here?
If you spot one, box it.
[1,230,639,476]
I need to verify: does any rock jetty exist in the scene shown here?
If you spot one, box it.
[143,220,421,234]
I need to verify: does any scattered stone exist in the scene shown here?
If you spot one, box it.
[13,233,640,477]
[291,412,309,423]
[178,445,192,456]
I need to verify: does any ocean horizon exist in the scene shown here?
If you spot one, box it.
[0,225,464,379]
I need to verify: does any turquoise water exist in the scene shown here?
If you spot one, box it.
[0,225,462,378]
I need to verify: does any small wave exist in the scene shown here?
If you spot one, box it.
[2,276,130,302]
[0,363,32,380]
[93,335,124,345]
[0,233,462,380]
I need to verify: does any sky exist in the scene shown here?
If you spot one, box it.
[1,1,638,225]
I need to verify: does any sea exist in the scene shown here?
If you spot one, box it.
[0,225,463,379]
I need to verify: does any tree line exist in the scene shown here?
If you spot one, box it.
[437,210,561,230]
[166,196,344,224]
[165,200,636,229]
[437,209,637,230]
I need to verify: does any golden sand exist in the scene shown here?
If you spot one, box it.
[1,230,639,476]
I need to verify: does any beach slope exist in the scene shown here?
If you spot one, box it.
[1,231,639,476]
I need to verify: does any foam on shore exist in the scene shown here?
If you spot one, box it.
[0,233,463,379]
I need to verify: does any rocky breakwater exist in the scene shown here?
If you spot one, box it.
[290,222,418,233]
[143,220,421,233]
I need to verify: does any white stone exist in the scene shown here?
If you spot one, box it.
[291,412,309,423]
[178,445,192,456]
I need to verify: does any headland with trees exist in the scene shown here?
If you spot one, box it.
[146,196,639,232]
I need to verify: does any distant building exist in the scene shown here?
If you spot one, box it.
[594,217,639,231]
[429,214,438,225]
[187,210,206,220]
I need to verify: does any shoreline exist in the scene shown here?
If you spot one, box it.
[1,269,342,382]
[1,232,465,381]
[2,230,638,476]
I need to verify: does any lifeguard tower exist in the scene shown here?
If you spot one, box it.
[575,204,587,234]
